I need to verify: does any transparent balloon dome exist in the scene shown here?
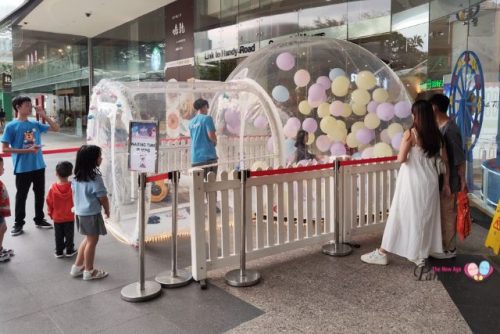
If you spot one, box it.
[87,37,413,245]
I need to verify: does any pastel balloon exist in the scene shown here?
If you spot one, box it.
[299,100,312,115]
[367,101,379,113]
[308,98,322,108]
[394,100,412,118]
[351,89,371,105]
[251,161,268,170]
[276,52,295,71]
[272,85,289,102]
[331,76,350,97]
[320,116,336,134]
[294,69,310,87]
[380,129,391,144]
[376,102,395,121]
[361,147,374,159]
[342,104,352,118]
[284,138,297,158]
[374,142,393,157]
[352,103,367,116]
[308,83,326,102]
[328,127,347,142]
[336,120,346,129]
[329,68,346,80]
[351,121,365,134]
[352,152,362,159]
[356,128,373,145]
[316,135,332,152]
[330,142,347,156]
[283,123,298,138]
[364,113,380,129]
[302,118,318,133]
[253,115,268,129]
[346,133,358,148]
[330,100,344,117]
[479,261,491,276]
[286,117,301,131]
[387,123,404,138]
[356,71,377,90]
[267,137,274,152]
[316,76,332,90]
[391,132,403,150]
[317,103,330,118]
[372,88,389,103]
[306,133,315,145]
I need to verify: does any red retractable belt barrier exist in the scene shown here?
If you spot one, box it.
[339,156,397,167]
[0,147,80,158]
[145,173,170,183]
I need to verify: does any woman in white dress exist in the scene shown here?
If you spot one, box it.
[361,100,450,267]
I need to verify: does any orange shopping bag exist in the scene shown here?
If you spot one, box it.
[456,190,471,240]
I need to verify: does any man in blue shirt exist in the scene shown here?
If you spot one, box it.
[1,96,60,236]
[189,98,218,179]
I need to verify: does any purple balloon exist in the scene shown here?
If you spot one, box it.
[330,143,347,156]
[302,118,318,133]
[367,101,379,113]
[394,101,412,118]
[376,103,395,122]
[308,95,326,108]
[253,115,268,129]
[316,135,332,152]
[330,101,344,117]
[308,83,326,102]
[391,132,403,150]
[356,128,373,145]
[276,52,295,71]
[224,109,239,124]
[286,117,301,131]
[316,76,332,90]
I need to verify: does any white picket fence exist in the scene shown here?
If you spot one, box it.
[189,159,400,282]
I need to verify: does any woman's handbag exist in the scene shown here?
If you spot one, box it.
[457,190,472,240]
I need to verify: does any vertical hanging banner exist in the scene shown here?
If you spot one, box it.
[165,0,194,81]
[129,121,159,173]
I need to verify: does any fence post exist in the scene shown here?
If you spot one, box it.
[190,168,208,288]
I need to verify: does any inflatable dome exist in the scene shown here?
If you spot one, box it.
[87,37,413,245]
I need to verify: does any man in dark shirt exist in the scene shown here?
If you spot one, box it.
[429,94,466,259]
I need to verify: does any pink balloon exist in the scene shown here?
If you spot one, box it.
[284,123,298,138]
[302,118,318,133]
[361,147,374,159]
[286,117,301,131]
[330,101,344,116]
[367,101,379,113]
[253,115,268,129]
[316,76,331,90]
[380,129,391,144]
[308,83,326,102]
[391,132,403,150]
[394,101,412,118]
[276,52,295,71]
[308,95,325,108]
[376,103,395,122]
[267,137,274,152]
[294,69,310,87]
[316,135,332,152]
[330,142,347,156]
[356,128,373,145]
[227,122,240,135]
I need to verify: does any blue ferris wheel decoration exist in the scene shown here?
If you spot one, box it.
[449,50,485,189]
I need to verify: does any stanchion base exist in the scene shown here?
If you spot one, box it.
[121,281,162,302]
[322,243,353,257]
[225,269,260,287]
[155,269,192,288]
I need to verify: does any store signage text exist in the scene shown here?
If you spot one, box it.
[203,43,256,61]
[419,79,443,90]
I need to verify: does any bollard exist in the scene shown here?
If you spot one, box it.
[225,170,261,287]
[322,158,353,256]
[156,171,192,288]
[121,173,162,302]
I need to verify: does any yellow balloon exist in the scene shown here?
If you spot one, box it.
[356,71,377,90]
[306,132,315,145]
[372,88,389,103]
[374,142,393,157]
[335,119,346,129]
[346,133,358,148]
[351,89,371,105]
[364,113,381,129]
[328,127,347,142]
[341,103,352,118]
[387,123,404,138]
[351,121,365,134]
[298,100,311,115]
[352,103,367,116]
[320,116,336,134]
[317,102,330,118]
[331,76,350,97]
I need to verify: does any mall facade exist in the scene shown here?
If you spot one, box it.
[0,0,499,205]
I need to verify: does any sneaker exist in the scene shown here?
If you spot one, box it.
[0,248,14,257]
[361,248,388,265]
[65,249,77,257]
[54,251,64,259]
[410,258,426,267]
[83,269,108,281]
[69,264,84,277]
[10,225,23,236]
[35,221,53,229]
[0,253,10,263]
[430,249,456,259]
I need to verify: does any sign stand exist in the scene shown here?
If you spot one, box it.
[156,171,193,287]
[121,173,162,302]
[225,170,261,287]
[322,158,353,256]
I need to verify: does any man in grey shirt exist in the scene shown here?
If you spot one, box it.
[430,94,466,259]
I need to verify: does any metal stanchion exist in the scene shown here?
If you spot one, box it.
[322,158,353,257]
[156,171,192,287]
[225,170,260,287]
[121,173,162,302]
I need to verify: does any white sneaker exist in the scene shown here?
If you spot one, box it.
[361,249,388,265]
[70,264,84,277]
[430,249,456,259]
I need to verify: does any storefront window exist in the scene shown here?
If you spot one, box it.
[348,0,391,39]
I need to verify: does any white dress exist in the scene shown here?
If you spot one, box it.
[381,133,443,260]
